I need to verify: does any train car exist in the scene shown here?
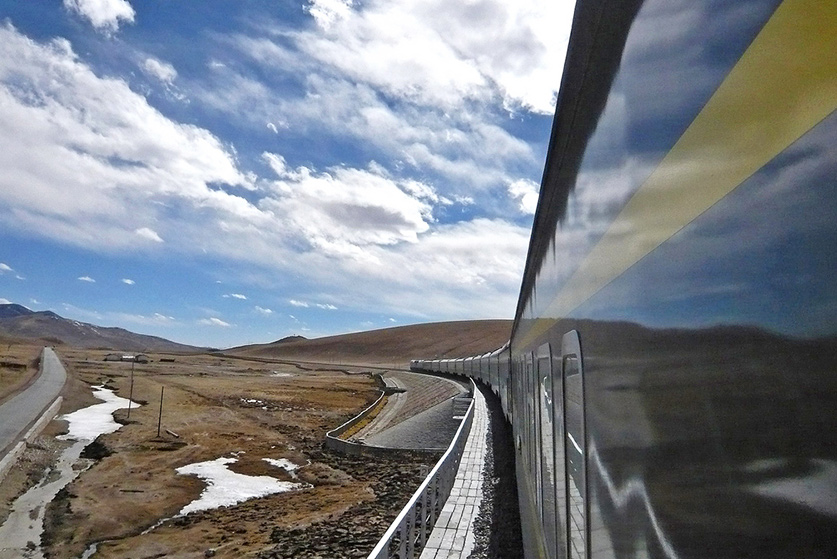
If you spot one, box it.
[507,0,837,557]
[412,0,836,557]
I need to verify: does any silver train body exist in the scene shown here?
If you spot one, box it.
[412,0,837,557]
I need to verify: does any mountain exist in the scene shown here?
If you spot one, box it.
[0,303,34,319]
[0,304,201,352]
[273,335,308,344]
[227,320,512,366]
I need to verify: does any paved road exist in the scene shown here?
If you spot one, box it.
[0,347,66,456]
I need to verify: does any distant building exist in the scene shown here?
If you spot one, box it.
[103,353,149,363]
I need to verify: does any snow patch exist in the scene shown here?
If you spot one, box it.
[58,385,137,441]
[263,458,307,479]
[175,457,307,515]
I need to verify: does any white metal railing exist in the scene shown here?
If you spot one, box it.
[366,379,476,559]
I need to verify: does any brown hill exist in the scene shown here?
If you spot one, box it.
[227,320,512,366]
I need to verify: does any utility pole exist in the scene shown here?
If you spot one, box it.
[127,359,135,420]
[156,386,164,438]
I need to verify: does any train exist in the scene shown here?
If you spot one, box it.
[412,0,837,557]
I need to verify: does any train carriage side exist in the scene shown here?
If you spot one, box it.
[508,0,837,558]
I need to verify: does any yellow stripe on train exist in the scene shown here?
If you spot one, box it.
[516,0,837,350]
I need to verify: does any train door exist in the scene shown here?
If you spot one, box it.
[562,330,587,559]
[529,351,543,526]
[537,343,558,558]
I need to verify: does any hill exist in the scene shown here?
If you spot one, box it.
[0,304,202,352]
[227,320,512,366]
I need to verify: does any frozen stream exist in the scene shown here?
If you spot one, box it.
[0,386,136,559]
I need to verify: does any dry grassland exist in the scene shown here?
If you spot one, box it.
[0,340,42,404]
[2,348,433,559]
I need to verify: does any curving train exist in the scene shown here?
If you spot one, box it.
[412,0,837,557]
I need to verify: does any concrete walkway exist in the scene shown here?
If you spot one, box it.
[420,387,488,559]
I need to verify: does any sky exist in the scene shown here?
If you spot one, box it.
[0,0,575,348]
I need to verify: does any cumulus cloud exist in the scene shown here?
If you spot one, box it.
[223,293,248,300]
[0,25,545,326]
[300,0,571,114]
[0,25,253,253]
[64,0,135,32]
[0,263,12,273]
[255,306,273,315]
[78,276,96,282]
[508,179,540,214]
[199,317,231,327]
[121,278,135,285]
[142,57,177,84]
[262,154,434,260]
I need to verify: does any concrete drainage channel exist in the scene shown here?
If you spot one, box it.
[326,375,478,559]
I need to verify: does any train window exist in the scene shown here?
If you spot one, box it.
[537,343,558,559]
[562,330,586,559]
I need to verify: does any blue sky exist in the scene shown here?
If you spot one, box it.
[0,0,574,348]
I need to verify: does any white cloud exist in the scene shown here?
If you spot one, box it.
[262,154,433,259]
[0,263,12,273]
[300,0,572,114]
[306,0,353,30]
[0,25,253,254]
[78,276,96,283]
[223,293,247,300]
[112,311,176,326]
[142,57,178,84]
[255,306,273,315]
[135,228,164,243]
[0,298,11,304]
[121,278,135,285]
[287,299,337,311]
[63,0,135,32]
[219,68,536,193]
[508,179,540,214]
[0,25,548,328]
[199,317,232,327]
